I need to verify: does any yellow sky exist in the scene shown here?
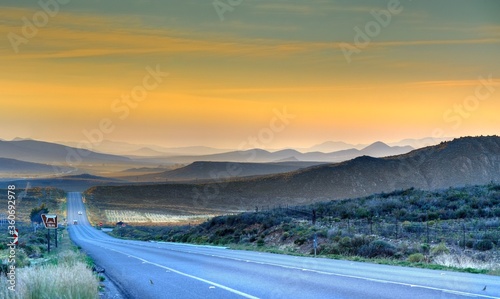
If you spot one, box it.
[1,1,499,149]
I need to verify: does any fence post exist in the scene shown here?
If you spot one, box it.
[394,218,398,239]
[426,221,429,244]
[462,223,466,250]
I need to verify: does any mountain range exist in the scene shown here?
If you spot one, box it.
[58,137,448,156]
[222,136,500,202]
[84,136,500,211]
[134,142,414,164]
[0,139,417,172]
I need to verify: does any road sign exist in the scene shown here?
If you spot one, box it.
[13,229,18,245]
[41,214,58,229]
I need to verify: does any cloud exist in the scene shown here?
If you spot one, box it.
[407,78,500,88]
[332,38,500,50]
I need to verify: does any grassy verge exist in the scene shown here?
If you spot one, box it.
[228,244,492,275]
[0,190,101,299]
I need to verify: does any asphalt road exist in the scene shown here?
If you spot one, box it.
[66,192,500,299]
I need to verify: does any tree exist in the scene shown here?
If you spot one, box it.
[30,203,49,223]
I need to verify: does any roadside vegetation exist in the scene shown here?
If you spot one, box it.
[0,187,101,298]
[108,183,500,275]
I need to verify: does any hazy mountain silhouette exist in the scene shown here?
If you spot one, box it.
[133,161,326,182]
[138,142,414,164]
[1,173,126,191]
[0,158,71,174]
[305,141,365,152]
[0,139,132,164]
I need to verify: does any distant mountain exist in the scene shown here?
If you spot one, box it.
[120,167,173,173]
[303,137,451,154]
[124,147,169,157]
[132,161,327,182]
[226,136,499,202]
[86,136,500,210]
[59,140,231,156]
[0,139,132,165]
[138,142,413,164]
[0,173,128,191]
[0,158,71,174]
[305,141,365,153]
[388,137,452,149]
[360,142,414,157]
[274,156,300,162]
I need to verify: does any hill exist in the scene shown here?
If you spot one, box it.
[0,139,132,165]
[109,183,500,273]
[133,161,327,182]
[84,136,500,212]
[0,158,72,175]
[1,173,128,192]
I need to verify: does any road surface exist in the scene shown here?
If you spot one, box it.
[67,192,500,299]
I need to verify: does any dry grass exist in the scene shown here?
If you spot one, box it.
[0,251,99,299]
[433,253,498,271]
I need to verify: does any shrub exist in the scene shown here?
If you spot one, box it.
[358,240,396,258]
[431,242,449,256]
[294,237,307,246]
[318,244,340,255]
[420,243,430,254]
[281,232,289,241]
[473,240,493,251]
[408,253,426,263]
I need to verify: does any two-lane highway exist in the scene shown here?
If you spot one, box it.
[67,192,500,298]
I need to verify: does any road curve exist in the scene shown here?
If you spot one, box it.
[67,192,500,299]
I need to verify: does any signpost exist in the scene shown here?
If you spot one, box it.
[41,214,58,252]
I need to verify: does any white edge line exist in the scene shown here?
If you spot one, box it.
[106,247,259,299]
[159,247,500,299]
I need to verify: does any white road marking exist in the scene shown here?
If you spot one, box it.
[69,193,498,299]
[107,248,259,299]
[156,246,499,299]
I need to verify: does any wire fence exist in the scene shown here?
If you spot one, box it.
[250,205,500,249]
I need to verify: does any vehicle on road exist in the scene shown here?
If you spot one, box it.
[73,220,78,225]
[78,211,82,215]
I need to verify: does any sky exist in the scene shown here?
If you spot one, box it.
[1,0,499,150]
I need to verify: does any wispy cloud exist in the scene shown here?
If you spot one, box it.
[332,38,500,49]
[407,78,500,88]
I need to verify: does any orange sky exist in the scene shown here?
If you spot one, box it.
[1,1,499,149]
